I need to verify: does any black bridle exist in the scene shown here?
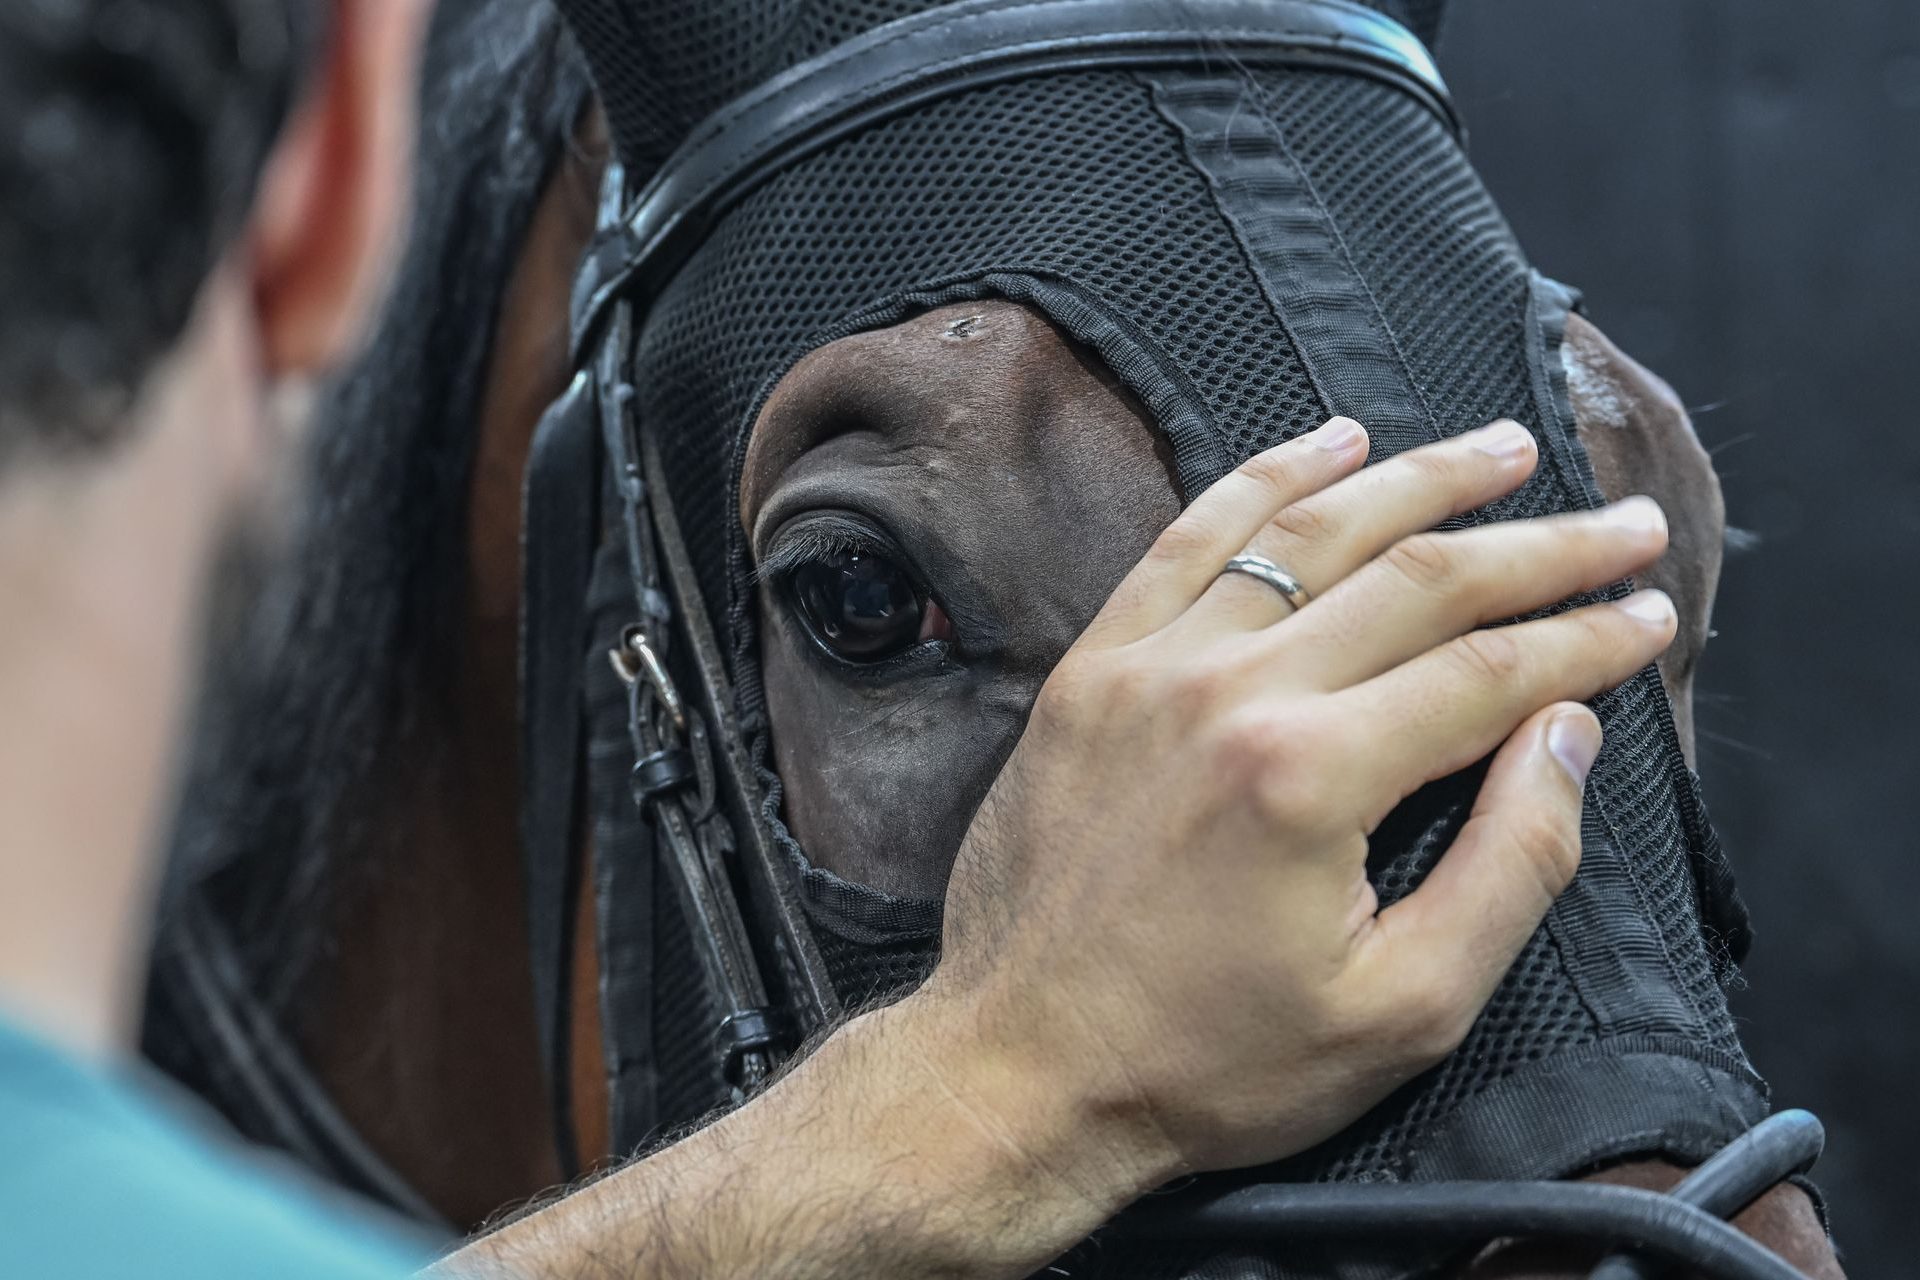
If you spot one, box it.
[146,901,449,1227]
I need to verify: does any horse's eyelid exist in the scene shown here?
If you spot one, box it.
[753,521,892,583]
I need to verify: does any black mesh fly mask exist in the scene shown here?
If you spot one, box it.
[514,2,1820,1276]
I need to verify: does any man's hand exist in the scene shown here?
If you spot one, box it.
[444,417,1674,1280]
[922,414,1672,1184]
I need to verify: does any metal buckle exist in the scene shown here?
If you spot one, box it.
[609,624,687,733]
[715,1007,790,1090]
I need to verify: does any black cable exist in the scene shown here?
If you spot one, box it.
[1588,1110,1825,1280]
[1112,1179,1808,1280]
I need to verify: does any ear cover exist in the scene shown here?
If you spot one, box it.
[554,0,1449,176]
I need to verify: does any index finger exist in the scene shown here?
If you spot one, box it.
[1079,418,1368,647]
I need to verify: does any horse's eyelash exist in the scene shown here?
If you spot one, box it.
[754,521,892,583]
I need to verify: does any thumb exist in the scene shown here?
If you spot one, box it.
[1367,702,1600,1019]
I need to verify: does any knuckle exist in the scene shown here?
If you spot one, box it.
[1508,808,1583,897]
[1147,514,1221,567]
[1212,708,1317,814]
[1584,600,1634,650]
[1448,626,1525,686]
[1405,440,1469,489]
[1382,532,1462,597]
[1238,447,1301,492]
[1038,649,1144,728]
[1558,608,1631,684]
[1409,994,1478,1062]
[1265,496,1340,548]
[1212,706,1287,773]
[1380,979,1476,1063]
[1252,760,1318,829]
[1030,661,1089,732]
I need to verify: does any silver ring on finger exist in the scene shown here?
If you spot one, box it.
[1219,553,1313,612]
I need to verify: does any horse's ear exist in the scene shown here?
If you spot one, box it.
[1561,313,1724,763]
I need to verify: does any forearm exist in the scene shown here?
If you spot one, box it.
[433,990,1174,1280]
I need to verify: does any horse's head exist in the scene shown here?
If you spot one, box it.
[545,0,1766,1258]
[739,300,1723,900]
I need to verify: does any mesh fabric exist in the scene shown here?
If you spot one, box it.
[565,2,1762,1272]
[636,70,1321,593]
[559,0,1449,171]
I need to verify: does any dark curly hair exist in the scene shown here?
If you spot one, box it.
[0,1,320,464]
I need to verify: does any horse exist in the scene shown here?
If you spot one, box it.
[145,0,1840,1275]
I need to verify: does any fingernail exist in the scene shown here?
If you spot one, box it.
[1315,417,1366,453]
[1547,711,1603,786]
[1598,495,1667,538]
[1617,588,1676,627]
[1466,419,1534,461]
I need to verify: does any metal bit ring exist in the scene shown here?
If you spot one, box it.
[1219,553,1313,612]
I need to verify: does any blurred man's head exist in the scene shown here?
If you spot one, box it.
[0,0,421,490]
[0,0,428,1053]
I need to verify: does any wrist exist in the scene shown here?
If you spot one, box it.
[461,979,1183,1280]
[853,976,1185,1257]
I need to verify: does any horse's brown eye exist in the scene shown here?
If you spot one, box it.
[790,549,926,662]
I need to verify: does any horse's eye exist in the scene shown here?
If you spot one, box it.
[789,548,927,662]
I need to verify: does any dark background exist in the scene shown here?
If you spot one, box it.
[1441,1,1918,1269]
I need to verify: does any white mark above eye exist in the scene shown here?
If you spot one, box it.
[942,314,987,340]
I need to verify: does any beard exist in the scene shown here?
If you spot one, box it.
[151,378,315,922]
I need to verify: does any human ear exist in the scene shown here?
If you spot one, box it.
[246,0,428,379]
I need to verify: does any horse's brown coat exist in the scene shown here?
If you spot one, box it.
[294,121,604,1224]
[741,303,1178,897]
[1465,1160,1841,1279]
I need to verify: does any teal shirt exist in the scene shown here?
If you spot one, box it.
[0,1016,430,1279]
